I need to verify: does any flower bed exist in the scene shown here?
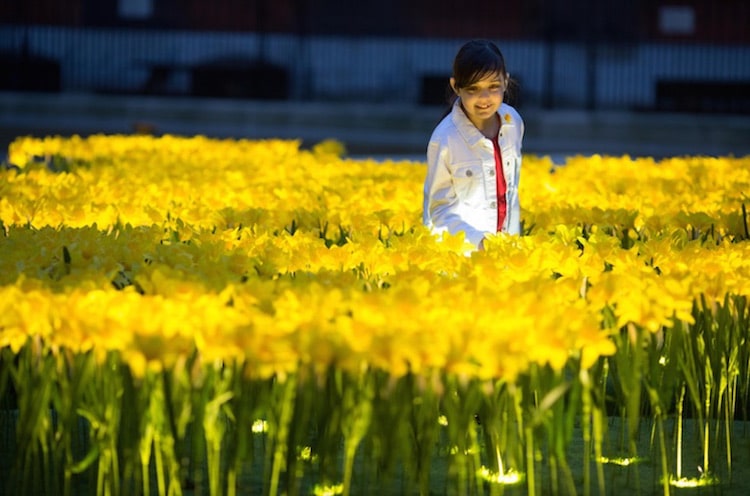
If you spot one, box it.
[1,135,749,495]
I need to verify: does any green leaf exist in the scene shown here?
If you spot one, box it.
[70,445,100,474]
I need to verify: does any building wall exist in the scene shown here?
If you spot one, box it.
[2,25,749,110]
[2,0,748,43]
[2,1,747,111]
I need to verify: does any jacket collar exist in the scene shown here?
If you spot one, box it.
[450,98,515,147]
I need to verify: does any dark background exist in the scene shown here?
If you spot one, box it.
[4,0,747,41]
[1,0,749,157]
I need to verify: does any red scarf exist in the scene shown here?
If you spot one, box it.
[492,136,507,232]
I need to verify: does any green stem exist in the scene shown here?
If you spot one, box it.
[142,449,151,496]
[725,377,734,483]
[703,383,711,475]
[580,369,591,496]
[155,434,166,496]
[629,437,641,493]
[112,437,121,496]
[227,467,238,496]
[343,443,356,496]
[207,432,220,496]
[98,450,105,496]
[42,434,52,496]
[468,420,482,496]
[525,426,535,496]
[655,414,669,496]
[592,399,605,496]
[548,452,558,495]
[269,374,297,496]
[676,386,685,479]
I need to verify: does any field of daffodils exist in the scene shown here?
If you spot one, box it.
[1,135,749,496]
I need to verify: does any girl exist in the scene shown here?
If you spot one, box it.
[422,39,524,250]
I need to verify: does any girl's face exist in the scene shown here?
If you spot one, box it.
[451,72,507,127]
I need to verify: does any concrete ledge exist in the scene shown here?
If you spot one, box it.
[2,92,750,158]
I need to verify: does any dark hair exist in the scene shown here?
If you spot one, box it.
[438,40,515,120]
[452,39,508,90]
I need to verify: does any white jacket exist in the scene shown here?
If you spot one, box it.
[423,99,524,247]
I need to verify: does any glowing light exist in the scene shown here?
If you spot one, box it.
[668,474,719,488]
[477,466,524,485]
[448,445,477,455]
[598,455,647,466]
[251,419,267,434]
[298,446,317,462]
[313,483,344,495]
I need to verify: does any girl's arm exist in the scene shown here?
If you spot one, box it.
[423,140,485,247]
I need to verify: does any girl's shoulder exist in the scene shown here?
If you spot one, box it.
[429,111,459,144]
[499,103,525,138]
[499,103,523,125]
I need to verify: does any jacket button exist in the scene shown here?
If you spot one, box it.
[490,201,497,208]
[466,170,473,177]
[488,169,495,176]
